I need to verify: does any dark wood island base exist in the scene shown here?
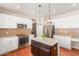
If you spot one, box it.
[31,37,58,56]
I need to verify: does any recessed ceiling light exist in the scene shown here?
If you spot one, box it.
[53,10,56,14]
[17,5,20,8]
[32,11,34,15]
[72,3,76,7]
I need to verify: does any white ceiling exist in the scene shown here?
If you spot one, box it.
[0,3,79,20]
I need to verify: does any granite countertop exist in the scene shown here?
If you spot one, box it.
[0,36,18,38]
[32,37,58,46]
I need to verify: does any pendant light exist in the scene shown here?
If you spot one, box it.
[38,4,42,25]
[47,3,52,24]
[48,3,51,19]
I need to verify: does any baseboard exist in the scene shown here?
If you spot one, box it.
[71,46,79,49]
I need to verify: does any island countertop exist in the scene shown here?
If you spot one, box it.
[32,37,58,46]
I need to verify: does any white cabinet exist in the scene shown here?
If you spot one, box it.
[0,13,32,28]
[2,14,18,28]
[0,36,18,54]
[0,14,18,28]
[71,38,79,49]
[53,35,71,50]
[2,19,17,28]
[0,14,4,28]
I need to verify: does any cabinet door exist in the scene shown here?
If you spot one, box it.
[50,43,58,56]
[31,40,39,56]
[31,45,38,56]
[2,18,17,28]
[0,14,19,28]
[0,37,18,55]
[0,14,4,28]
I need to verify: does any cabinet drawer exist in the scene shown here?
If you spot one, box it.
[31,40,39,45]
[38,47,50,56]
[39,43,50,50]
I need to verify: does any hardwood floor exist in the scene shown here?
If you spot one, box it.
[2,46,32,56]
[60,48,79,56]
[2,46,79,56]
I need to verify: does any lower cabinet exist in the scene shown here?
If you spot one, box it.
[50,43,58,56]
[53,35,71,50]
[31,45,38,56]
[31,40,58,56]
[0,37,18,55]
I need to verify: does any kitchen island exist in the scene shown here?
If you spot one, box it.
[31,37,59,56]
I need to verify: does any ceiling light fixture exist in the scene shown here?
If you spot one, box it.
[72,3,76,7]
[53,10,56,14]
[17,5,20,8]
[47,3,52,24]
[38,5,41,22]
[32,11,34,15]
[48,3,51,19]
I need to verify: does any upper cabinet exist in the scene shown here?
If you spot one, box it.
[0,13,32,28]
[0,14,5,27]
[3,15,18,28]
[0,14,18,28]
